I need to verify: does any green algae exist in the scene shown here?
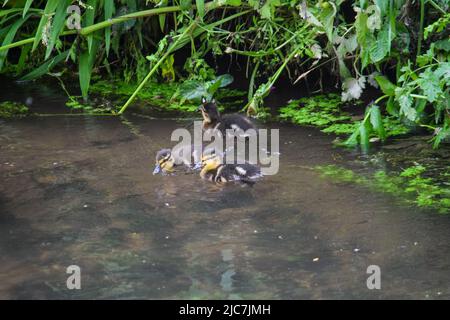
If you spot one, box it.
[316,164,450,214]
[0,101,29,118]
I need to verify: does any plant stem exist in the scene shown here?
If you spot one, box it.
[117,9,252,114]
[417,0,425,58]
[426,0,446,14]
[0,30,77,52]
[118,22,198,115]
[374,94,389,104]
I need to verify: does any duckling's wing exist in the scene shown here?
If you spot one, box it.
[233,164,262,182]
[221,114,256,132]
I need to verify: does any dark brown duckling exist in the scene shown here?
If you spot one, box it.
[199,153,262,185]
[198,97,256,136]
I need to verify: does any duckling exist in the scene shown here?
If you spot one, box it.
[200,153,262,185]
[153,144,218,175]
[153,144,200,175]
[198,97,256,136]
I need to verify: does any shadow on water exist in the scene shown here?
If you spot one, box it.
[1,79,450,299]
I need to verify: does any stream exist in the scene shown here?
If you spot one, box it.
[1,79,450,299]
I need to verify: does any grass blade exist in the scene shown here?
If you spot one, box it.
[196,0,205,20]
[31,0,59,51]
[0,13,31,70]
[85,0,98,54]
[20,49,69,81]
[79,38,100,99]
[22,0,33,18]
[45,0,71,60]
[104,0,114,56]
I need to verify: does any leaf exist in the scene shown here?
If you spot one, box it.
[359,120,371,152]
[196,0,205,20]
[369,104,386,141]
[178,80,209,102]
[343,127,360,147]
[418,68,442,102]
[374,75,396,96]
[180,0,192,11]
[32,0,59,51]
[396,89,416,121]
[0,13,32,70]
[370,23,390,62]
[16,43,32,74]
[158,0,168,32]
[20,49,69,81]
[374,0,388,16]
[214,74,233,88]
[355,11,369,45]
[79,39,100,99]
[366,5,381,31]
[225,0,241,5]
[435,62,450,86]
[104,0,114,56]
[45,0,71,60]
[386,96,398,116]
[23,0,33,18]
[319,3,336,42]
[434,39,450,52]
[84,0,97,54]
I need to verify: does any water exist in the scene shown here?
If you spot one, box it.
[1,79,450,299]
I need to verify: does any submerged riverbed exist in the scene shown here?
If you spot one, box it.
[1,80,450,299]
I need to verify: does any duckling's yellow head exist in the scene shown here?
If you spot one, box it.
[153,149,175,175]
[199,153,222,179]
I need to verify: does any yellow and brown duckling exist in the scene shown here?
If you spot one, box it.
[153,144,218,175]
[199,153,262,185]
[199,97,256,135]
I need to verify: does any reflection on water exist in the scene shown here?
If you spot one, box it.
[1,82,450,299]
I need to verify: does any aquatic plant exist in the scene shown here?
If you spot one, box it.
[316,164,450,214]
[279,94,409,143]
[0,101,29,118]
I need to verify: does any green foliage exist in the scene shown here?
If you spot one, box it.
[0,0,448,149]
[279,94,352,128]
[89,78,245,113]
[174,74,234,103]
[316,164,450,214]
[280,94,408,145]
[0,101,29,118]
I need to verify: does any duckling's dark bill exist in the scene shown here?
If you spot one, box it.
[153,164,161,175]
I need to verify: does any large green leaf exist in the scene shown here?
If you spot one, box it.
[343,127,360,147]
[32,0,59,51]
[79,39,100,99]
[45,0,71,60]
[370,23,391,62]
[214,74,233,88]
[369,104,386,141]
[396,89,416,121]
[22,0,33,18]
[158,0,168,32]
[196,0,205,19]
[104,0,115,56]
[418,68,443,102]
[0,13,32,70]
[374,75,397,96]
[20,49,69,81]
[84,0,97,54]
[359,120,371,152]
[374,0,388,16]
